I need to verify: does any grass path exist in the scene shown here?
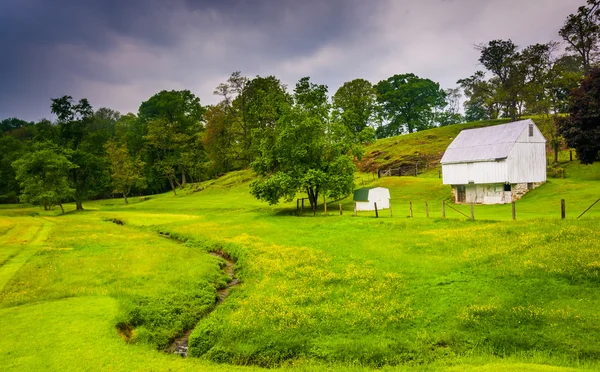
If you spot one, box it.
[0,218,52,291]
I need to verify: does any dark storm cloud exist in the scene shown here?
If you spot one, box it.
[0,0,588,122]
[0,0,362,120]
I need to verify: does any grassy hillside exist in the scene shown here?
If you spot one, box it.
[358,116,557,173]
[1,120,599,371]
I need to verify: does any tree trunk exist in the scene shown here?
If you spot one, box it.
[75,200,83,211]
[174,176,183,190]
[59,203,65,214]
[181,167,187,187]
[306,187,319,211]
[306,188,314,210]
[123,191,129,204]
[169,178,177,196]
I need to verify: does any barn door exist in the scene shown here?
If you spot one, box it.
[457,185,466,203]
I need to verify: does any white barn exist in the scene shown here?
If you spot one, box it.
[353,187,391,211]
[440,119,546,204]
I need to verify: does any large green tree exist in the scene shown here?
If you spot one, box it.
[203,103,235,175]
[243,75,292,160]
[332,78,377,142]
[139,90,205,191]
[104,139,146,204]
[476,39,524,120]
[12,144,76,214]
[208,73,290,170]
[144,117,186,195]
[374,73,446,136]
[558,67,600,164]
[250,77,356,210]
[51,95,107,210]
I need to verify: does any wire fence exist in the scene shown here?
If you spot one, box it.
[295,198,600,221]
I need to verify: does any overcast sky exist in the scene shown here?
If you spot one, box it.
[0,0,587,122]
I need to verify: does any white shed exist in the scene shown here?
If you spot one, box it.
[440,119,546,204]
[353,187,391,211]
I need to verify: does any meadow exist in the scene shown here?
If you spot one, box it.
[1,142,600,371]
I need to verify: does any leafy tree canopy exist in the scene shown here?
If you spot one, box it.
[12,143,77,214]
[250,77,356,209]
[559,67,600,164]
[374,73,446,136]
[105,139,146,204]
[139,90,205,130]
[332,78,377,141]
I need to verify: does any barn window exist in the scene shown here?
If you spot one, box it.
[504,184,511,192]
[529,124,534,137]
[527,182,533,190]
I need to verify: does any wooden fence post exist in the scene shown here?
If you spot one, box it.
[561,199,566,219]
[339,203,343,215]
[470,203,474,220]
[570,150,573,161]
[389,202,393,217]
[374,202,379,218]
[512,201,516,221]
[442,201,446,218]
[354,202,357,217]
[425,202,429,218]
[409,202,413,217]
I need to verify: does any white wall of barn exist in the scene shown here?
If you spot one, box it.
[465,184,513,204]
[442,160,508,185]
[506,143,547,183]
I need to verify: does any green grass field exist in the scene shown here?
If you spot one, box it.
[1,124,600,371]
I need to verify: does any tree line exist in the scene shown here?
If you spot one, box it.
[1,0,600,209]
[0,71,458,210]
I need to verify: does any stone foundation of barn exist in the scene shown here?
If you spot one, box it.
[451,182,543,204]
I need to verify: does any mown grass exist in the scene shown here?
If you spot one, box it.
[82,165,599,369]
[1,123,600,370]
[0,213,236,352]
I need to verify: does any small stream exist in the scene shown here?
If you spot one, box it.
[108,219,240,358]
[158,233,240,358]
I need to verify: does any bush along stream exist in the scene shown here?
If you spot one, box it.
[107,218,241,358]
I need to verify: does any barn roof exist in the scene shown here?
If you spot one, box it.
[353,188,371,201]
[353,187,390,201]
[440,119,535,164]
